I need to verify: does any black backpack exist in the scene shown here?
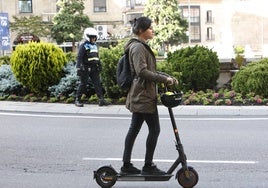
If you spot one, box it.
[116,40,153,91]
[116,49,133,90]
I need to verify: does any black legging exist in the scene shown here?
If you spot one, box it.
[76,65,103,99]
[123,110,160,164]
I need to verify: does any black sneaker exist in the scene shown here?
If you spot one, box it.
[142,163,166,175]
[75,99,84,107]
[120,164,141,174]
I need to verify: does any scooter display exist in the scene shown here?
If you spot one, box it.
[94,90,199,188]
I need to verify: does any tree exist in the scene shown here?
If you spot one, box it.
[10,15,50,38]
[51,0,93,52]
[143,0,188,52]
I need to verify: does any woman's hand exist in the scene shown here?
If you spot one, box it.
[166,77,178,85]
[172,77,179,85]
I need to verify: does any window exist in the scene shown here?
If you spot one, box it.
[180,5,201,43]
[191,25,201,41]
[126,13,143,24]
[207,27,214,41]
[206,10,213,23]
[190,6,200,23]
[94,0,106,12]
[19,0,32,13]
[126,0,146,8]
[134,0,146,5]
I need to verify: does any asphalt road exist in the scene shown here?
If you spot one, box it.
[0,112,267,188]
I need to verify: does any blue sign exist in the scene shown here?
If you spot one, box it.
[0,13,10,50]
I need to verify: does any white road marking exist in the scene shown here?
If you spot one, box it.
[1,111,268,121]
[82,157,258,164]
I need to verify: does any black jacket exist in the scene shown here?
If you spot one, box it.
[76,41,100,68]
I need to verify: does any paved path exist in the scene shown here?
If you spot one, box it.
[1,101,268,116]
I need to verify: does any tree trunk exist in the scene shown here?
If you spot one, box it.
[72,40,75,52]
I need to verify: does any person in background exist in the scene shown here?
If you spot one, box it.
[121,17,178,175]
[75,27,109,107]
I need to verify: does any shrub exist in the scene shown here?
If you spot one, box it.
[65,52,76,63]
[231,58,268,97]
[10,42,67,94]
[48,61,100,99]
[157,60,170,74]
[0,55,10,66]
[7,94,19,101]
[66,97,75,103]
[88,94,99,103]
[41,96,48,102]
[0,64,24,97]
[167,45,220,91]
[48,62,79,98]
[49,97,58,103]
[99,40,127,98]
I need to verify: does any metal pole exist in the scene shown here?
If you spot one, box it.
[188,0,191,45]
[1,0,5,55]
[1,0,3,55]
[261,16,263,56]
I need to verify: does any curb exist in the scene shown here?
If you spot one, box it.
[1,101,268,116]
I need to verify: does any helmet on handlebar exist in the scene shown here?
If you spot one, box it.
[160,91,183,108]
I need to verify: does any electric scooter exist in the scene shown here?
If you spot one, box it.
[94,90,199,188]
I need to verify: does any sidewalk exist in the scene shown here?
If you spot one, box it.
[0,101,268,116]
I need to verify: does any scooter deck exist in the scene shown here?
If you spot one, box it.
[117,173,173,181]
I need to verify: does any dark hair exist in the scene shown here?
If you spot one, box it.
[131,16,152,35]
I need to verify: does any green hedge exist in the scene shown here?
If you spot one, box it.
[10,42,67,94]
[166,45,220,91]
[99,40,127,98]
[231,58,268,97]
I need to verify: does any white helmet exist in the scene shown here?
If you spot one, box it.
[83,27,98,41]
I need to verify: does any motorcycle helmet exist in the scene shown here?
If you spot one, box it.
[160,91,183,108]
[83,27,98,41]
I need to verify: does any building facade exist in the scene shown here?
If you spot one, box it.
[178,0,268,58]
[1,0,268,58]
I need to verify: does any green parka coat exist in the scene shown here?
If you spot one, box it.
[125,38,170,113]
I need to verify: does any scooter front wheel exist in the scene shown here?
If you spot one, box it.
[95,166,117,188]
[176,166,199,188]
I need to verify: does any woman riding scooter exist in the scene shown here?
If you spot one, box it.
[120,16,178,175]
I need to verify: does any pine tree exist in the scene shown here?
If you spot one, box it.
[144,0,188,52]
[51,0,93,52]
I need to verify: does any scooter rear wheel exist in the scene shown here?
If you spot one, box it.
[95,166,117,188]
[176,166,199,188]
